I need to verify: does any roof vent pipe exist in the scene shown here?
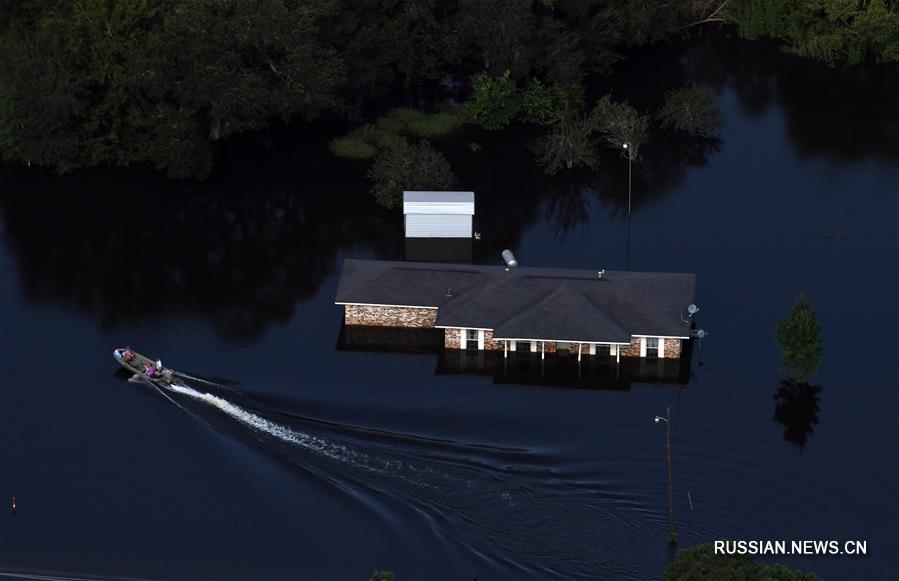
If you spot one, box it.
[502,249,518,268]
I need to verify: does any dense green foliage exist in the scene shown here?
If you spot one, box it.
[0,0,894,179]
[520,79,580,124]
[0,0,342,178]
[663,543,819,581]
[466,71,521,130]
[776,293,822,382]
[368,140,456,208]
[328,136,378,160]
[657,86,722,137]
[734,0,899,65]
[0,86,11,154]
[329,108,464,160]
[388,108,465,139]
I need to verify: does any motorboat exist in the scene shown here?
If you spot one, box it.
[113,347,174,386]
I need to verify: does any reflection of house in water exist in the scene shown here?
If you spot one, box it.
[403,191,474,262]
[336,325,692,390]
[334,258,697,389]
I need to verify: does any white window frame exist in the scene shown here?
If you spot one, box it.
[462,328,484,351]
[640,337,664,358]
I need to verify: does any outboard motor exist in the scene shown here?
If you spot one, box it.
[502,249,518,268]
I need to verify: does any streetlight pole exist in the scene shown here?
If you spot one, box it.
[654,406,677,545]
[623,142,632,215]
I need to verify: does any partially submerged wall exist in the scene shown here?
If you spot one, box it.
[344,305,437,327]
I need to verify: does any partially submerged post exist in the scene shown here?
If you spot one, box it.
[665,405,677,545]
[654,406,677,545]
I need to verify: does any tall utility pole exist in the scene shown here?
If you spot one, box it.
[623,142,632,215]
[655,406,677,545]
[665,405,676,545]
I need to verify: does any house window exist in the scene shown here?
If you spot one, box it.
[597,344,611,356]
[645,337,659,358]
[465,329,479,350]
[557,342,570,352]
[516,340,531,353]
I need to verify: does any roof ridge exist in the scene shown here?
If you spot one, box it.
[488,283,569,330]
[440,267,524,310]
[569,286,632,338]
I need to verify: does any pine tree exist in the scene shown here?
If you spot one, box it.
[776,293,822,383]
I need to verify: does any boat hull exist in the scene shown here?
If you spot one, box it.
[113,348,174,387]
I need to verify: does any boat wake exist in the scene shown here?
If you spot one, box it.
[149,374,663,579]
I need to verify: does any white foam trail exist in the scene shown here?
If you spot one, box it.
[166,382,369,466]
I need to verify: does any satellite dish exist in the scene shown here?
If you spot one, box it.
[694,329,707,339]
[687,304,699,316]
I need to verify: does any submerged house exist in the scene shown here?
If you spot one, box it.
[334,259,697,362]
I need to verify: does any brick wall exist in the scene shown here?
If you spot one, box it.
[484,330,503,351]
[664,338,682,358]
[619,337,642,357]
[445,328,461,349]
[444,329,505,351]
[344,305,437,328]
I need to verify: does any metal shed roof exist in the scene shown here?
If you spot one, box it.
[403,191,475,215]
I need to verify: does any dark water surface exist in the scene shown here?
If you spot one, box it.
[1,35,897,580]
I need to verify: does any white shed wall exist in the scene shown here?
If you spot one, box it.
[405,214,472,238]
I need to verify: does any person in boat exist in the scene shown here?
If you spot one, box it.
[145,365,156,378]
[155,359,163,371]
[123,347,134,361]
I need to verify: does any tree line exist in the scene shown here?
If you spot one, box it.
[0,0,896,181]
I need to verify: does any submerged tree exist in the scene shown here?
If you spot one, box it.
[466,71,521,130]
[520,79,579,125]
[776,293,822,383]
[526,83,602,174]
[591,95,651,161]
[663,543,819,580]
[657,85,722,138]
[534,109,600,174]
[368,140,456,208]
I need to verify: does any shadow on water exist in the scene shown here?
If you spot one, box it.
[153,371,661,579]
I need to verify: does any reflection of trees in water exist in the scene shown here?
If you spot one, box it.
[682,32,899,162]
[545,181,591,239]
[773,380,822,451]
[0,136,401,340]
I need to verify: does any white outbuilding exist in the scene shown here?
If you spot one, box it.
[403,191,475,238]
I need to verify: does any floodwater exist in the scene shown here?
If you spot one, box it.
[1,34,897,580]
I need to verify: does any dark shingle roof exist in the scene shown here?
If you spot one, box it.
[335,259,696,342]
